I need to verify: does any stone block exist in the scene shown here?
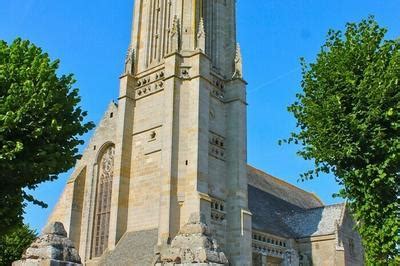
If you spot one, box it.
[157,214,228,265]
[13,259,81,266]
[13,222,82,266]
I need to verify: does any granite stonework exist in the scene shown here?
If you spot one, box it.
[155,214,228,265]
[18,1,366,265]
[13,222,81,266]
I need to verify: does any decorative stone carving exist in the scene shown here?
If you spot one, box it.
[180,67,191,79]
[170,16,180,52]
[232,43,243,79]
[136,71,164,94]
[101,146,115,181]
[197,17,206,52]
[154,213,228,265]
[214,79,224,90]
[211,88,225,100]
[135,82,164,99]
[13,222,82,266]
[209,108,216,120]
[124,45,135,75]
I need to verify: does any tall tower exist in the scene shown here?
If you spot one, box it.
[47,0,252,265]
[115,0,251,266]
[117,0,251,264]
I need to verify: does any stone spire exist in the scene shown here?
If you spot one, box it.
[130,0,237,77]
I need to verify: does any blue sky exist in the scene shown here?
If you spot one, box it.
[0,0,399,232]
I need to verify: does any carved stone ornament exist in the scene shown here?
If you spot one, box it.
[180,67,191,79]
[170,16,180,52]
[197,17,206,52]
[101,146,115,183]
[12,222,82,266]
[124,45,135,75]
[232,43,243,79]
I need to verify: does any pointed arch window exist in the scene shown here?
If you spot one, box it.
[92,145,115,257]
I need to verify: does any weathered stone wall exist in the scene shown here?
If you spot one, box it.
[297,235,338,266]
[339,210,364,266]
[47,103,118,261]
[127,89,164,231]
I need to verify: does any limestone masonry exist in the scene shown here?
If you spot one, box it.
[20,1,365,265]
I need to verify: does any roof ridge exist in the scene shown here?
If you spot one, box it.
[247,164,324,205]
[306,202,346,211]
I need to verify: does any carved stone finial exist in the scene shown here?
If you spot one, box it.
[170,16,180,52]
[232,43,243,79]
[197,17,206,52]
[124,45,135,75]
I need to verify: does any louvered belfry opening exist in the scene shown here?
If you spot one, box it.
[92,145,115,258]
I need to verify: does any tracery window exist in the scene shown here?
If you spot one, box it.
[92,145,115,257]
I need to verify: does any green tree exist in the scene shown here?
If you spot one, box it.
[0,224,37,266]
[283,17,400,265]
[0,39,94,236]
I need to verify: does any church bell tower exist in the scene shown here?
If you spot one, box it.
[47,1,252,265]
[114,0,252,264]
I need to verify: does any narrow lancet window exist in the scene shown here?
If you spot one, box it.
[92,145,115,257]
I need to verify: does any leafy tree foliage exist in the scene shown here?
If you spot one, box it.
[0,39,94,236]
[0,224,37,266]
[284,18,400,264]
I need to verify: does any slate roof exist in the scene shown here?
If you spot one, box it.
[249,185,345,239]
[98,229,158,266]
[249,185,302,238]
[282,203,345,238]
[247,165,323,209]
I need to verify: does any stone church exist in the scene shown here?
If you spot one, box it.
[16,1,364,265]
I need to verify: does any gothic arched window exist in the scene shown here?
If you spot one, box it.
[92,145,115,257]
